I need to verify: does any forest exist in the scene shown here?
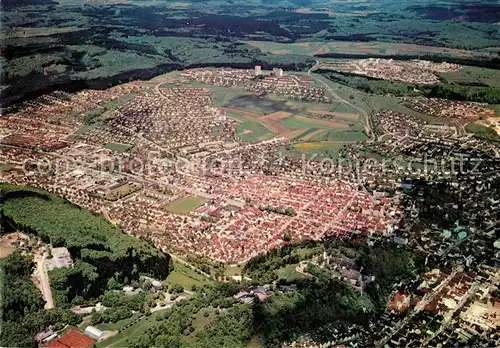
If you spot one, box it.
[2,0,499,106]
[0,183,172,306]
[123,239,424,347]
[0,252,82,347]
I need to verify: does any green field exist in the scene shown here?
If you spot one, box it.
[244,40,496,60]
[465,122,500,140]
[275,263,308,282]
[440,66,500,88]
[103,143,133,152]
[224,264,243,277]
[291,128,319,141]
[167,262,209,289]
[166,196,207,213]
[0,163,14,172]
[95,311,168,348]
[228,112,276,143]
[309,130,367,142]
[235,122,276,143]
[95,313,143,332]
[184,307,218,344]
[279,116,337,130]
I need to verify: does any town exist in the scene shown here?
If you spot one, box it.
[1,66,499,347]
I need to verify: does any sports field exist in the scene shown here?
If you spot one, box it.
[104,143,133,152]
[0,163,14,172]
[166,196,207,213]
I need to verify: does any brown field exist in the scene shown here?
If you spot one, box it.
[264,119,292,134]
[311,47,330,56]
[282,128,310,140]
[0,233,24,259]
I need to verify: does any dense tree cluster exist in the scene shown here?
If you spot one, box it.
[0,252,81,347]
[320,70,500,104]
[0,183,172,306]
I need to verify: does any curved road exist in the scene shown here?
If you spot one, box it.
[308,61,374,140]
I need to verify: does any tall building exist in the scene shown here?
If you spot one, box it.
[254,65,262,76]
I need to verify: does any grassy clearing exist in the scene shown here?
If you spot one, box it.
[465,122,499,140]
[166,196,207,213]
[95,311,168,348]
[224,265,242,277]
[488,104,500,116]
[167,262,209,289]
[309,129,367,142]
[440,66,500,88]
[185,307,218,343]
[276,263,308,282]
[279,116,336,130]
[0,163,14,172]
[95,313,143,332]
[103,143,133,152]
[229,111,276,143]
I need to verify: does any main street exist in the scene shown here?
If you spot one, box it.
[375,267,462,347]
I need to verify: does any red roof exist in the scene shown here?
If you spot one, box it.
[47,330,95,348]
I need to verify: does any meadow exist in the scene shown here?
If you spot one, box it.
[103,143,133,153]
[166,196,207,214]
[95,310,168,348]
[167,261,210,289]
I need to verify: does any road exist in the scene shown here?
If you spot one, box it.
[308,61,374,140]
[423,281,480,345]
[376,268,461,347]
[35,252,54,309]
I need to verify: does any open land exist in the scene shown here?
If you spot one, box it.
[2,1,500,348]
